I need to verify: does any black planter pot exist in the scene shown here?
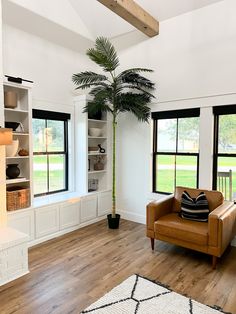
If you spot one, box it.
[107,214,120,229]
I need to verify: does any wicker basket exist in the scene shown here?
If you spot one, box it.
[7,186,30,211]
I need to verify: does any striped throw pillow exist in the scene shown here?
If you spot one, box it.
[180,190,210,222]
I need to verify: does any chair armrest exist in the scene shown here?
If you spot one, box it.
[146,196,174,232]
[208,201,236,249]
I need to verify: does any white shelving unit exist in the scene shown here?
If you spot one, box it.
[3,94,112,250]
[74,95,112,195]
[3,80,33,209]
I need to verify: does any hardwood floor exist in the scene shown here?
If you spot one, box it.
[0,219,236,314]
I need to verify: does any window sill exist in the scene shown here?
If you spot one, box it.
[33,191,81,208]
[33,189,112,208]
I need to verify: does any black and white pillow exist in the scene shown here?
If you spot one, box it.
[180,190,210,222]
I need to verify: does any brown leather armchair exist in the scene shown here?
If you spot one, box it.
[146,186,236,268]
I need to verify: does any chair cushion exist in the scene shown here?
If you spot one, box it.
[173,186,223,213]
[154,213,208,246]
[180,190,209,222]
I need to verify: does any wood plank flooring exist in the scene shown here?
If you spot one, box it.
[0,219,236,314]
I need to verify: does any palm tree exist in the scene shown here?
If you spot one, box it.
[72,37,155,222]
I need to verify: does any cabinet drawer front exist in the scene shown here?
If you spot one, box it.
[8,211,34,241]
[35,205,59,238]
[98,191,112,217]
[80,195,97,223]
[60,202,80,230]
[6,245,27,264]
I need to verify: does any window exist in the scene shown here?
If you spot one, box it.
[213,105,236,200]
[32,109,70,197]
[152,109,200,194]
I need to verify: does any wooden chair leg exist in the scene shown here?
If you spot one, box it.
[151,238,154,251]
[212,256,217,269]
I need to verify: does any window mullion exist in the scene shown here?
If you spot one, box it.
[47,154,49,194]
[213,114,219,190]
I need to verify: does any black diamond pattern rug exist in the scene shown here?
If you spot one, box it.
[81,274,232,314]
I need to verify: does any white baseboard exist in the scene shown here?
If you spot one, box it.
[118,210,145,224]
[0,270,29,287]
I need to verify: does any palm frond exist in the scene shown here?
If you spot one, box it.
[89,85,113,97]
[72,71,107,86]
[119,72,155,90]
[83,99,112,116]
[119,85,155,98]
[117,68,153,82]
[75,82,109,90]
[84,84,113,115]
[115,92,152,122]
[87,37,119,72]
[118,67,154,76]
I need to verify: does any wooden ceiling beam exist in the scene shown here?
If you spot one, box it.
[97,0,159,37]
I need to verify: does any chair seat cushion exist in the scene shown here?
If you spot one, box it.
[154,213,208,246]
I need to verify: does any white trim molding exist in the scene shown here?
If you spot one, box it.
[118,210,145,224]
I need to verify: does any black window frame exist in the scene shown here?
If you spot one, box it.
[32,109,70,197]
[152,108,200,195]
[213,104,236,191]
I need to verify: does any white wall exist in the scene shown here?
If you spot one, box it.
[2,0,94,53]
[114,0,236,222]
[2,24,93,105]
[5,0,94,41]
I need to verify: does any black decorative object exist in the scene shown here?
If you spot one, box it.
[88,107,102,120]
[5,122,20,131]
[5,75,33,84]
[98,144,105,153]
[6,164,20,179]
[107,214,120,229]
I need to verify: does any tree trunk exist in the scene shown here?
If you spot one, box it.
[112,117,117,218]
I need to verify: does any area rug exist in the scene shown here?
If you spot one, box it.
[81,274,231,314]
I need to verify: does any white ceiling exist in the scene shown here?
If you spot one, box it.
[69,0,224,39]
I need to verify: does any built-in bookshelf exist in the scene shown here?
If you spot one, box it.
[74,95,112,195]
[3,80,33,210]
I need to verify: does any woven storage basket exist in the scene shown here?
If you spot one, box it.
[7,186,30,211]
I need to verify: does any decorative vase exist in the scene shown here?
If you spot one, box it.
[88,128,102,137]
[94,161,104,171]
[4,91,17,109]
[6,139,19,157]
[6,164,20,179]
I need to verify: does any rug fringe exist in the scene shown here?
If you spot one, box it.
[209,305,232,314]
